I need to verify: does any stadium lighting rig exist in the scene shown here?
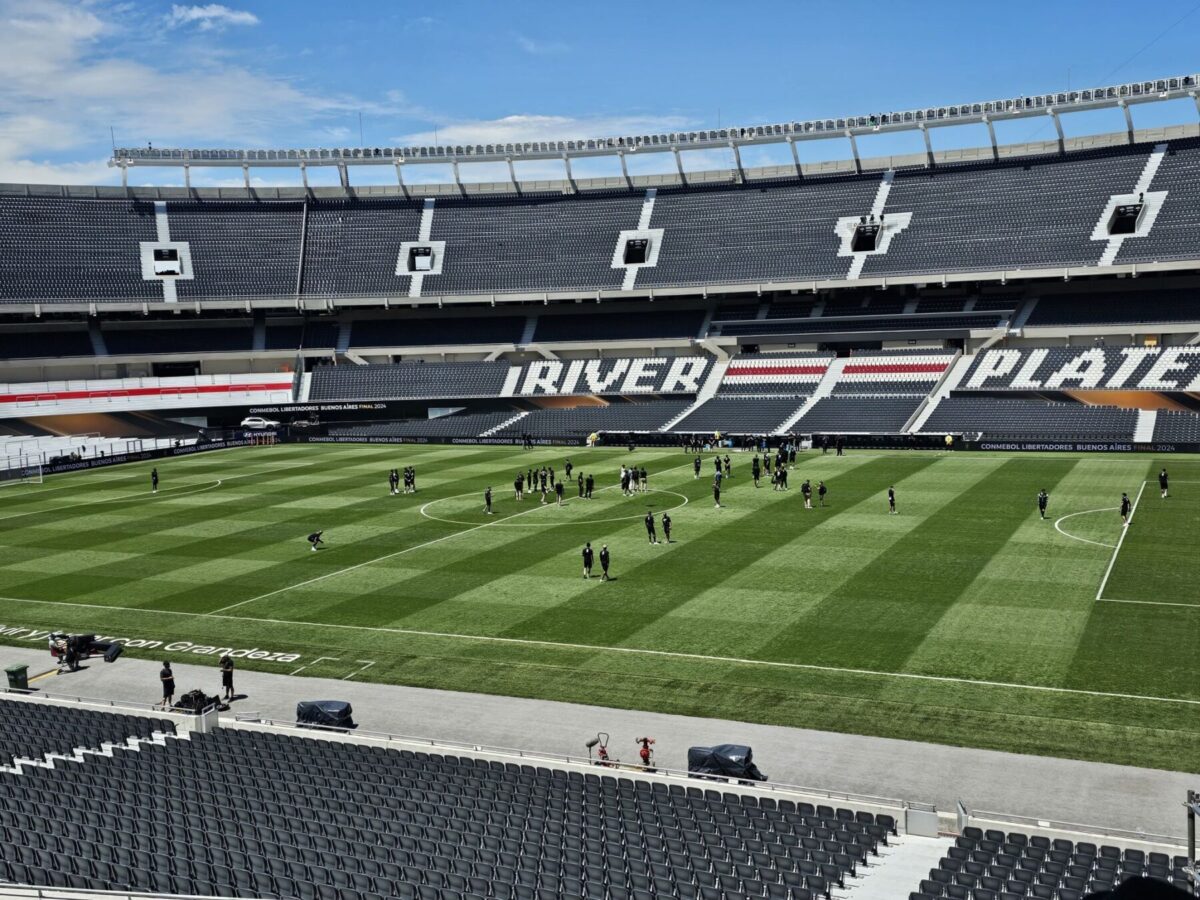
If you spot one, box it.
[110,74,1200,191]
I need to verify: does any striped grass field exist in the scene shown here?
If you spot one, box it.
[0,443,1197,772]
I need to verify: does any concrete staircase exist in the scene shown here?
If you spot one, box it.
[482,411,528,437]
[659,358,730,432]
[907,353,972,434]
[843,834,952,900]
[1134,409,1158,442]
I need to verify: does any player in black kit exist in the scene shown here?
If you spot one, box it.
[693,455,702,479]
[484,487,494,515]
[582,542,594,579]
[661,513,672,543]
[599,545,611,581]
[801,479,812,509]
[818,481,827,508]
[1120,492,1131,525]
[1037,489,1048,520]
[751,455,761,488]
[645,511,658,545]
[1159,468,1169,499]
[577,472,584,497]
[151,468,159,494]
[514,473,524,501]
[585,473,594,499]
[555,480,565,507]
[887,486,896,515]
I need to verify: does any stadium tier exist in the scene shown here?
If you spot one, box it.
[920,397,1139,441]
[957,347,1200,392]
[6,137,1200,305]
[673,397,808,434]
[307,362,512,401]
[796,397,925,433]
[328,413,516,439]
[496,401,693,437]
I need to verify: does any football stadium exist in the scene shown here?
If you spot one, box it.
[2,7,1200,900]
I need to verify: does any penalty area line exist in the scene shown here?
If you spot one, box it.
[1,594,1199,708]
[1095,480,1145,602]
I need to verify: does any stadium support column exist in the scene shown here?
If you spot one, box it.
[672,146,688,187]
[1048,109,1066,155]
[918,123,934,168]
[618,150,633,192]
[184,164,191,190]
[787,136,803,180]
[394,161,409,200]
[451,159,466,197]
[983,116,999,162]
[120,164,128,189]
[337,163,349,191]
[243,163,251,189]
[729,142,745,184]
[1118,99,1135,144]
[300,162,309,191]
[506,157,521,196]
[1192,90,1200,121]
[563,153,578,194]
[846,131,862,175]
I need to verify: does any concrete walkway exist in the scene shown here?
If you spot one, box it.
[1,646,1189,840]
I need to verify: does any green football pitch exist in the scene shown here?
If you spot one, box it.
[1,444,1197,772]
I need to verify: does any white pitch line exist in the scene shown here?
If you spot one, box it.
[1098,598,1200,610]
[289,655,340,676]
[1,593,1198,708]
[1053,507,1119,549]
[0,462,315,524]
[208,458,699,616]
[344,660,376,680]
[1095,479,1146,602]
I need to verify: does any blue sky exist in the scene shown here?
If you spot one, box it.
[1,0,1198,187]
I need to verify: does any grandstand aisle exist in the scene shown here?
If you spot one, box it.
[0,647,1188,839]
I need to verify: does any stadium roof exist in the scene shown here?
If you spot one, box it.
[109,74,1200,189]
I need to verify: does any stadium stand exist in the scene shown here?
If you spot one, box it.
[862,144,1153,278]
[1024,291,1200,327]
[328,413,515,439]
[497,401,692,436]
[1151,409,1200,442]
[957,346,1200,392]
[308,362,512,401]
[301,199,423,297]
[797,397,923,433]
[0,196,159,302]
[717,355,831,397]
[348,316,526,348]
[8,140,1200,306]
[0,697,175,769]
[0,711,898,900]
[672,397,807,434]
[921,397,1138,440]
[168,201,304,301]
[102,324,255,355]
[534,310,706,342]
[717,314,1004,337]
[911,825,1191,900]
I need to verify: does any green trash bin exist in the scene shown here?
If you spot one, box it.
[5,664,28,691]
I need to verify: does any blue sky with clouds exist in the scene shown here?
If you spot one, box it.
[1,0,1198,187]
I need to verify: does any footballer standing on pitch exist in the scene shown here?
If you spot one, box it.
[1120,491,1131,525]
[644,511,658,544]
[582,542,594,579]
[887,486,896,515]
[1037,489,1049,520]
[151,467,159,494]
[599,544,611,581]
[661,512,672,543]
[484,486,494,515]
[818,480,827,507]
[693,455,702,479]
[1159,468,1169,499]
[751,454,761,488]
[555,479,565,507]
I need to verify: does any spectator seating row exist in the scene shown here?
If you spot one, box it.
[797,397,923,433]
[308,363,512,401]
[328,414,515,439]
[909,825,1188,900]
[672,398,806,434]
[496,402,692,437]
[921,397,1138,440]
[0,698,175,769]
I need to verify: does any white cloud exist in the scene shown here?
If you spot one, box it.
[167,4,258,31]
[515,34,568,56]
[393,113,695,149]
[0,0,396,184]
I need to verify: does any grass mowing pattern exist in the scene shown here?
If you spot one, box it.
[0,444,1197,772]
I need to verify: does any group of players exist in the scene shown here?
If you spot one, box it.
[387,466,417,495]
[1034,467,1169,526]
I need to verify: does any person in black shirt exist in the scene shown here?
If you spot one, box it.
[778,466,788,490]
[751,455,761,488]
[645,511,658,544]
[158,661,175,709]
[577,472,584,498]
[723,455,731,478]
[713,477,722,508]
[887,486,896,515]
[1159,468,1169,499]
[582,542,595,579]
[388,469,397,495]
[639,466,648,492]
[565,458,573,480]
[151,468,159,494]
[599,545,611,581]
[585,473,594,499]
[801,479,812,509]
[836,437,844,457]
[818,481,827,507]
[219,654,235,702]
[661,513,672,543]
[484,487,494,515]
[307,531,324,551]
[555,480,565,507]
[1120,492,1131,525]
[693,455,702,479]
[514,473,524,501]
[1037,489,1049,520]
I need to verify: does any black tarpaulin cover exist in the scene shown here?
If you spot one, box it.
[296,700,355,729]
[686,744,767,781]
